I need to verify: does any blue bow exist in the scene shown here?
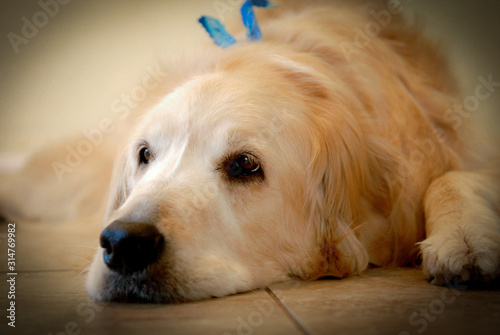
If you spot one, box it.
[198,16,236,48]
[199,0,276,48]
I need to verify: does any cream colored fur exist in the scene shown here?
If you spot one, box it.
[1,0,499,302]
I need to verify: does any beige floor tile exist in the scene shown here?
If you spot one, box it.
[0,218,102,272]
[268,267,500,335]
[0,270,303,335]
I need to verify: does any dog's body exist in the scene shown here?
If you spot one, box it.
[1,1,499,302]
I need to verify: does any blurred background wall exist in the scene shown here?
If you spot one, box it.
[0,0,499,155]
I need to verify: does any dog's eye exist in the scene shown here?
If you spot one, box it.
[224,154,261,178]
[138,147,151,166]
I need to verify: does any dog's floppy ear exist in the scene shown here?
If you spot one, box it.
[268,54,373,278]
[307,97,405,278]
[103,147,133,223]
[269,53,404,278]
[307,105,371,278]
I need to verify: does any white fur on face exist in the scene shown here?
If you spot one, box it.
[87,72,322,302]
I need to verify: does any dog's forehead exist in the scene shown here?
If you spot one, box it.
[142,73,289,144]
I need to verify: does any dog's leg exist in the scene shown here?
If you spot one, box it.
[0,137,114,222]
[421,170,500,285]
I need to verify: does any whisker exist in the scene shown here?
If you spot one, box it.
[76,267,90,278]
[73,256,93,264]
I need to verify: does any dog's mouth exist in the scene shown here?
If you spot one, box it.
[99,269,184,303]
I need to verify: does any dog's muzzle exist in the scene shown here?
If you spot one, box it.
[100,221,165,274]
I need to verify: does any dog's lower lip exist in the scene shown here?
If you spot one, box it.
[101,269,184,304]
[104,289,182,304]
[108,292,164,303]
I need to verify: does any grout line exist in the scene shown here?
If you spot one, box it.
[265,287,316,335]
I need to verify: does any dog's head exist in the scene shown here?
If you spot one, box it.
[86,46,397,303]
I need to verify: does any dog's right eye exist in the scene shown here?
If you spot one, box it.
[138,147,151,166]
[223,153,263,181]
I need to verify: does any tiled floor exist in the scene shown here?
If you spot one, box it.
[1,219,499,335]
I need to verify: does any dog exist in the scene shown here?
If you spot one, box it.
[1,0,499,303]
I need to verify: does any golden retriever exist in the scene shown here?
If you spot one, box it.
[1,0,499,303]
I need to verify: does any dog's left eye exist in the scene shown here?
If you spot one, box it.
[224,154,261,179]
[138,147,151,166]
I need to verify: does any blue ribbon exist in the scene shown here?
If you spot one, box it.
[241,0,276,41]
[199,0,276,48]
[249,0,277,8]
[198,16,236,48]
[241,0,261,41]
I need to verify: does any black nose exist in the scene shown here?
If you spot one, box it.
[100,221,165,274]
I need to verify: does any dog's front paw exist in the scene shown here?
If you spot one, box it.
[420,228,500,286]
